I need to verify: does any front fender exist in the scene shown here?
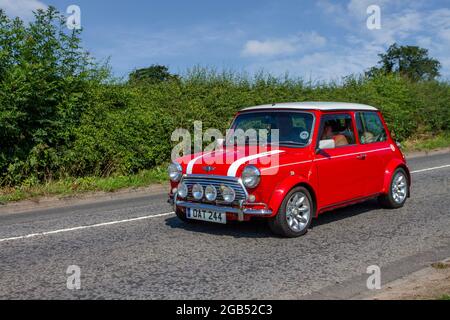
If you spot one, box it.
[267,174,316,217]
[382,158,411,194]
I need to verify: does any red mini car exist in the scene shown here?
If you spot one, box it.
[168,102,411,237]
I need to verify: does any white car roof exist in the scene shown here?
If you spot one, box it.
[241,102,378,112]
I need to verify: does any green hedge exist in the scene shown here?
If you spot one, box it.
[60,70,449,178]
[2,67,450,186]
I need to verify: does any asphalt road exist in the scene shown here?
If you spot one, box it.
[0,153,449,299]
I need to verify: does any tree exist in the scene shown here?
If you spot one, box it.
[367,43,441,81]
[0,7,106,185]
[128,64,179,84]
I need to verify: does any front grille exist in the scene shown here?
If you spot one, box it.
[182,175,247,205]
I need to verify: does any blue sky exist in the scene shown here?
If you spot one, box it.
[2,0,450,81]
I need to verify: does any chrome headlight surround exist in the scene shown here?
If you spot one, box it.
[177,182,188,198]
[221,185,236,203]
[168,162,183,182]
[241,165,261,189]
[204,185,217,201]
[192,184,204,200]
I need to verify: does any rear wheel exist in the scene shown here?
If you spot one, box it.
[378,168,409,208]
[268,186,314,238]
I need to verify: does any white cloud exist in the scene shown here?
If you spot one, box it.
[241,32,326,57]
[424,8,450,43]
[242,39,297,57]
[241,1,450,81]
[303,1,450,79]
[369,10,423,45]
[300,31,328,48]
[439,29,450,42]
[245,42,382,82]
[316,0,342,15]
[0,0,47,20]
[361,6,450,78]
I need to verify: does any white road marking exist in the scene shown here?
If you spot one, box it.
[0,211,175,243]
[411,164,450,174]
[1,162,449,244]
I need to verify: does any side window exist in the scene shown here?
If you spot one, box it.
[319,113,356,148]
[356,112,387,144]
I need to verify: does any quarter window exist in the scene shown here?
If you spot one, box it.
[356,112,387,144]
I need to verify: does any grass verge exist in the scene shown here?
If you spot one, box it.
[403,132,450,153]
[431,262,450,270]
[0,165,168,204]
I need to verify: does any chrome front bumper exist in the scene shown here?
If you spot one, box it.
[169,195,272,221]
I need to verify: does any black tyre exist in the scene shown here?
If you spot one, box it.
[378,167,409,209]
[268,186,314,238]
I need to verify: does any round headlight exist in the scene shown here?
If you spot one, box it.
[241,165,261,188]
[205,185,217,201]
[168,162,182,182]
[221,185,236,203]
[177,183,188,198]
[192,184,204,200]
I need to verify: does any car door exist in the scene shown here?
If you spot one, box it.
[355,111,393,196]
[314,112,367,208]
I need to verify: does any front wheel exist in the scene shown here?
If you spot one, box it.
[268,186,314,238]
[378,167,409,208]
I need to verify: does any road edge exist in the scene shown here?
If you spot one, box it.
[302,243,450,300]
[405,147,450,159]
[0,184,168,215]
[363,258,450,300]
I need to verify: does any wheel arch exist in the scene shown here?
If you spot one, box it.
[268,177,318,218]
[397,163,411,197]
[382,160,411,196]
[295,182,318,218]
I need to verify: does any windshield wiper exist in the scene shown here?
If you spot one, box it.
[226,137,259,146]
[279,141,306,146]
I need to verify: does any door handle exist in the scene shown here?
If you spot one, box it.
[356,154,367,160]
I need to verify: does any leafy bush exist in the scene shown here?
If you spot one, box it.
[0,7,107,185]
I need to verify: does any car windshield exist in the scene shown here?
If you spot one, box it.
[227,111,314,147]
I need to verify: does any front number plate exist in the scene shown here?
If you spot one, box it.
[187,208,227,224]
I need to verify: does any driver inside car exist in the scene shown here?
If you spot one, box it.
[321,123,349,147]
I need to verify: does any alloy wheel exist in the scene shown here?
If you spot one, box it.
[285,191,311,232]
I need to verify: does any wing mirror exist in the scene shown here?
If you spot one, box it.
[318,139,335,151]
